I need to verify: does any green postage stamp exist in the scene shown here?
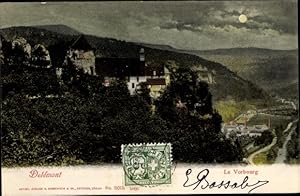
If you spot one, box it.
[121,143,172,186]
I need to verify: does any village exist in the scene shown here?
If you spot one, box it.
[221,98,297,140]
[221,99,298,165]
[221,110,270,138]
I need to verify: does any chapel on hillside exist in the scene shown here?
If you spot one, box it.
[63,35,170,98]
[64,35,213,98]
[95,48,171,97]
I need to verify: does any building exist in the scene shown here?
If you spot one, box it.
[241,125,269,137]
[144,61,171,98]
[95,48,170,96]
[65,35,96,75]
[146,78,166,98]
[95,56,146,94]
[222,123,269,138]
[64,36,170,97]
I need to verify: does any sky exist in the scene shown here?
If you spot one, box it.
[0,1,298,50]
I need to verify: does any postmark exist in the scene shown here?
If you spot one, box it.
[121,143,172,186]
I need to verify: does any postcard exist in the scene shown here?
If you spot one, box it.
[1,0,299,195]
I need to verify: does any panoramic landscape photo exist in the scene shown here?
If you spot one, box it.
[0,1,298,167]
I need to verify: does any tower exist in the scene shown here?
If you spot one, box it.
[139,48,145,62]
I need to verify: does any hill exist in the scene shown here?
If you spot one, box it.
[1,26,246,165]
[0,25,270,104]
[180,48,299,99]
[139,42,177,51]
[275,82,299,100]
[0,26,74,47]
[34,24,81,35]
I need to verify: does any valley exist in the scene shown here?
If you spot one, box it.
[1,25,298,165]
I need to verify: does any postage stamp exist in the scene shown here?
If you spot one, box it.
[1,1,299,195]
[121,143,172,186]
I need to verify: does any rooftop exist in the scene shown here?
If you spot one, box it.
[95,57,145,77]
[147,78,166,85]
[70,35,93,50]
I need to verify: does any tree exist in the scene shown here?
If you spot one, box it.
[155,65,243,163]
[48,40,71,67]
[156,66,213,120]
[254,131,273,146]
[31,44,52,67]
[135,82,152,105]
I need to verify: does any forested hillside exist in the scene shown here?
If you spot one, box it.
[1,31,244,166]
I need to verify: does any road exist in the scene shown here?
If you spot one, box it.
[247,135,277,165]
[243,99,298,165]
[283,120,298,134]
[273,100,298,163]
[275,120,298,164]
[247,119,298,165]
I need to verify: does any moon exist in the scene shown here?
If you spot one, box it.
[239,14,248,23]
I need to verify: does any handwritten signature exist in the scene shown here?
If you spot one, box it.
[183,168,269,193]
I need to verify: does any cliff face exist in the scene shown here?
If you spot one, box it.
[66,49,96,75]
[1,35,52,68]
[184,48,298,98]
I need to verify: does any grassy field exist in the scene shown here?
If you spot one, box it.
[250,116,296,165]
[252,146,278,165]
[252,151,275,165]
[247,114,291,130]
[214,98,280,123]
[215,100,256,123]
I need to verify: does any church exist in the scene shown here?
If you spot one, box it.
[65,35,170,97]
